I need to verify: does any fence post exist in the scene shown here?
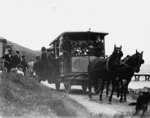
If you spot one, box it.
[134,75,140,81]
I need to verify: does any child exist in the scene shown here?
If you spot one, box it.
[17,64,24,76]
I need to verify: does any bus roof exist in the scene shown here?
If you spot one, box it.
[49,31,108,46]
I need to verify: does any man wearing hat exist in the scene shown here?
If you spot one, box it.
[41,47,47,62]
[13,49,21,68]
[40,47,48,79]
[1,49,13,72]
[33,56,41,76]
[21,55,28,76]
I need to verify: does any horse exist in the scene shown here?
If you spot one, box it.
[112,50,144,103]
[46,52,58,83]
[32,51,58,83]
[32,58,47,82]
[87,45,123,101]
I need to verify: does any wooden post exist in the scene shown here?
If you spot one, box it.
[145,75,150,81]
[134,75,140,81]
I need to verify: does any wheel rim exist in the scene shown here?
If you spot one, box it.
[64,83,71,93]
[55,83,60,90]
[82,84,87,91]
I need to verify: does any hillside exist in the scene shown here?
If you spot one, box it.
[0,72,96,118]
[7,41,41,62]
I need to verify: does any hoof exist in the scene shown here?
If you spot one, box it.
[89,96,92,101]
[99,98,102,101]
[116,94,120,98]
[108,101,112,104]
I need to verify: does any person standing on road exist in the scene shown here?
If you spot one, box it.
[41,47,48,80]
[13,49,21,68]
[21,55,28,76]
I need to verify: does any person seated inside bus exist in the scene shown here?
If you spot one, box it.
[61,36,72,55]
[87,38,104,56]
[72,41,89,55]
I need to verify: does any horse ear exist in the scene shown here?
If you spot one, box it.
[114,44,116,49]
[141,51,143,55]
[120,45,122,50]
[136,49,138,54]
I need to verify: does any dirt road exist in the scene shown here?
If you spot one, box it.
[42,81,150,117]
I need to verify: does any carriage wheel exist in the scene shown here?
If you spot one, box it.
[64,82,71,93]
[82,83,88,92]
[94,79,101,94]
[55,83,60,90]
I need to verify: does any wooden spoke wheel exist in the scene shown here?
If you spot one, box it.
[55,83,60,90]
[82,83,88,92]
[64,82,71,93]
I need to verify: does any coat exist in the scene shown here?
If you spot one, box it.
[13,54,21,68]
[2,53,13,72]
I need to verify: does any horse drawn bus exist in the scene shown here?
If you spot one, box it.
[47,31,108,93]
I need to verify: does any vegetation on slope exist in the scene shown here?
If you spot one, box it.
[0,72,95,118]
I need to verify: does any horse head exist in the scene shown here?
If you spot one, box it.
[111,45,123,66]
[134,50,144,72]
[124,50,144,73]
[107,45,123,71]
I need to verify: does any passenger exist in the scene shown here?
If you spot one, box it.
[1,49,13,73]
[41,47,48,80]
[61,37,72,54]
[46,49,57,83]
[33,56,41,76]
[16,64,24,76]
[21,55,28,76]
[13,49,21,68]
[41,47,47,63]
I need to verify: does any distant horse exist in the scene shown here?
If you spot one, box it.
[33,58,47,82]
[46,52,58,83]
[32,51,58,83]
[87,45,123,101]
[112,50,144,103]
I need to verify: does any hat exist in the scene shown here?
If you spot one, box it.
[41,47,46,51]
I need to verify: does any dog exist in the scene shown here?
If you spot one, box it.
[129,91,150,117]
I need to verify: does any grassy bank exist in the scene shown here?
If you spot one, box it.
[0,72,95,118]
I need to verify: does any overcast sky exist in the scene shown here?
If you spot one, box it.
[0,0,150,64]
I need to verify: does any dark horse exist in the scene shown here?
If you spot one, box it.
[87,45,123,101]
[112,50,144,103]
[33,52,58,83]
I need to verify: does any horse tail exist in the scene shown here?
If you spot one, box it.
[128,102,137,106]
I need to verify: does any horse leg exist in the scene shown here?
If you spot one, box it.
[88,78,92,100]
[124,85,127,102]
[124,81,129,102]
[99,79,105,101]
[109,80,115,103]
[120,81,124,103]
[116,81,120,98]
[106,79,110,97]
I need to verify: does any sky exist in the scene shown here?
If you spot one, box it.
[0,0,150,64]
